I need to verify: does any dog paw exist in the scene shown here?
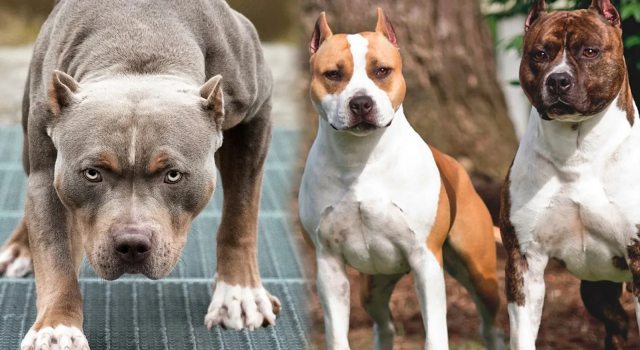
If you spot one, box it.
[204,278,281,330]
[0,243,32,277]
[21,326,89,350]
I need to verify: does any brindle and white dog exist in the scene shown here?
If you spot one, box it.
[501,0,640,349]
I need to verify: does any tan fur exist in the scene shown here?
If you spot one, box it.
[309,34,354,104]
[360,32,406,110]
[29,216,84,330]
[428,147,502,323]
[148,151,169,173]
[98,152,120,172]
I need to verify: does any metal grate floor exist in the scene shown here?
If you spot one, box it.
[0,126,310,349]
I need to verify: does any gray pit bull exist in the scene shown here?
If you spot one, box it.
[0,0,281,348]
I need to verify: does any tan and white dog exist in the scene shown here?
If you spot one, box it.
[501,0,640,349]
[299,9,506,350]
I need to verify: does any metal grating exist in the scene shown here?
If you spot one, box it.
[0,126,311,349]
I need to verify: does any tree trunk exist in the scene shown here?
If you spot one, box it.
[298,0,518,182]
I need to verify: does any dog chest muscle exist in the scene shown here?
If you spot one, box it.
[510,125,640,282]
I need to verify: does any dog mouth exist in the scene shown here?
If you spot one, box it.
[330,119,393,133]
[347,121,378,132]
[543,102,576,119]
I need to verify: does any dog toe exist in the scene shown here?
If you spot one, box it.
[205,278,279,330]
[0,245,32,277]
[21,326,89,350]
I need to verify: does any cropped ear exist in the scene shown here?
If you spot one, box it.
[525,0,547,32]
[48,70,80,117]
[310,12,333,56]
[375,8,398,49]
[200,75,224,127]
[590,0,621,28]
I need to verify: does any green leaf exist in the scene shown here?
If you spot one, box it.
[503,34,524,55]
[625,35,640,48]
[509,80,521,86]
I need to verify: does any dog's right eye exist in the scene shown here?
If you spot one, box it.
[324,70,341,81]
[83,168,102,182]
[533,51,547,61]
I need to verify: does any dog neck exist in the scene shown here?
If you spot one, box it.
[526,93,638,165]
[316,105,409,170]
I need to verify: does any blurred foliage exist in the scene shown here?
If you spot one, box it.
[0,0,296,45]
[488,0,640,98]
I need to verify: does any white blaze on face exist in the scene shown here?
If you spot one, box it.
[129,125,137,165]
[316,34,396,130]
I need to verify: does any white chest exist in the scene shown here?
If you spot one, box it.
[509,107,640,282]
[298,117,441,274]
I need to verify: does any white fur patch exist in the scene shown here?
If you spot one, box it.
[21,325,89,350]
[410,248,449,349]
[0,248,32,278]
[129,125,137,165]
[6,257,32,277]
[204,276,279,330]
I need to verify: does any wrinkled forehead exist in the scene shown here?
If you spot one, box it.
[311,33,353,71]
[311,31,401,70]
[57,91,214,168]
[526,10,617,48]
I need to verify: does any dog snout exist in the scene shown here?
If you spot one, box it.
[349,96,374,117]
[546,72,573,95]
[113,227,152,264]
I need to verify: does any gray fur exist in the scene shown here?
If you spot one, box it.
[22,0,272,279]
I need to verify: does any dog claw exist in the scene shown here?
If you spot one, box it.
[205,277,280,330]
[21,325,89,350]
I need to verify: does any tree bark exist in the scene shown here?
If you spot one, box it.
[298,0,518,182]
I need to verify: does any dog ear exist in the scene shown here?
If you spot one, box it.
[375,8,398,49]
[525,0,547,32]
[590,0,621,28]
[310,12,333,56]
[200,75,225,127]
[48,70,80,117]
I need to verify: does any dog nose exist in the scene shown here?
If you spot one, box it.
[113,231,151,264]
[546,72,572,95]
[349,96,374,116]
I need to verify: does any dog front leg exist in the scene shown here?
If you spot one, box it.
[316,250,351,350]
[409,247,448,350]
[204,107,281,331]
[20,172,88,350]
[505,250,548,350]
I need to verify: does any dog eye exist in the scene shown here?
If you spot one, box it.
[376,67,392,77]
[324,70,341,81]
[83,169,102,182]
[533,51,547,61]
[164,170,183,184]
[583,48,599,58]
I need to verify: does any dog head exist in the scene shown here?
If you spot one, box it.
[46,71,224,280]
[519,0,626,122]
[309,8,406,136]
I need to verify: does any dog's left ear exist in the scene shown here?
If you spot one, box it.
[590,0,621,28]
[200,75,225,127]
[525,0,547,32]
[375,8,398,49]
[48,70,80,117]
[310,12,333,56]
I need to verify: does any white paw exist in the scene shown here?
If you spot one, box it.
[0,247,33,277]
[21,325,89,350]
[204,278,281,330]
